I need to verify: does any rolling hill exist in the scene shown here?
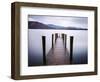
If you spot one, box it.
[28,21,88,30]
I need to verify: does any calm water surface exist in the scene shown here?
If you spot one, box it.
[28,29,88,66]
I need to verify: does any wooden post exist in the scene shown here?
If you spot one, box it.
[55,33,56,43]
[65,34,67,49]
[55,33,58,43]
[62,34,64,43]
[70,36,74,64]
[42,36,46,65]
[52,34,54,48]
[63,34,65,45]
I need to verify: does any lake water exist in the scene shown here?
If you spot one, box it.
[28,29,88,66]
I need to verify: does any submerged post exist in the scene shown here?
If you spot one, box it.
[70,36,74,64]
[42,36,46,65]
[52,34,54,48]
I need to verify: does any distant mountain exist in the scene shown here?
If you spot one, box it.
[28,21,53,29]
[64,27,88,30]
[47,24,65,29]
[48,24,88,30]
[28,21,88,30]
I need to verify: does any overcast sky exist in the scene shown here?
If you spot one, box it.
[28,15,88,29]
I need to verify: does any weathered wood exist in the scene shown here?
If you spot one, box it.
[65,34,67,49]
[62,34,64,43]
[55,33,58,43]
[70,36,74,64]
[42,36,46,65]
[52,34,54,48]
[47,37,70,65]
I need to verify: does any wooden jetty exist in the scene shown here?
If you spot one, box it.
[42,33,74,65]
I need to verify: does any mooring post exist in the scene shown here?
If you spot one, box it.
[42,36,46,65]
[63,34,65,45]
[65,34,67,49]
[52,34,54,48]
[70,36,74,64]
[55,33,58,43]
[62,34,64,43]
[55,33,56,43]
